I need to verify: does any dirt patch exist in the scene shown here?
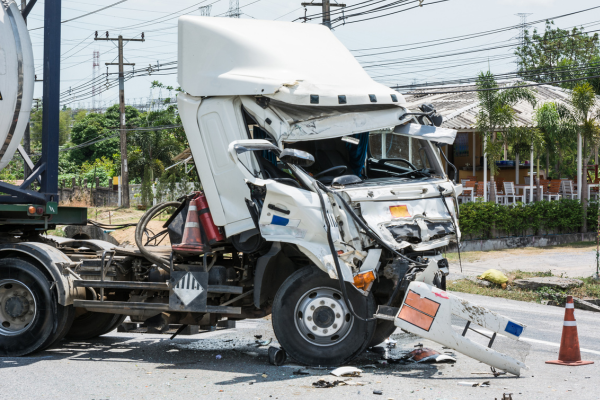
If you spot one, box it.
[110,220,171,246]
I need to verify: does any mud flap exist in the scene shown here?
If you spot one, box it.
[377,281,527,376]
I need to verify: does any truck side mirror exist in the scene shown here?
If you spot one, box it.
[280,149,315,167]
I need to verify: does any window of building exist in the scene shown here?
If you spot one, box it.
[454,132,469,157]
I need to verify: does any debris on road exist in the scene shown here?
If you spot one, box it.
[267,346,287,366]
[313,378,365,388]
[215,355,222,360]
[373,389,383,395]
[385,338,397,348]
[292,369,310,375]
[254,335,263,340]
[330,367,362,377]
[256,338,272,347]
[458,381,490,387]
[404,347,456,364]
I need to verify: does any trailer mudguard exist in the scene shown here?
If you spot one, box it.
[0,242,79,306]
[393,281,527,376]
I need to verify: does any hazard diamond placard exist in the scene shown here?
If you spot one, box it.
[173,272,205,305]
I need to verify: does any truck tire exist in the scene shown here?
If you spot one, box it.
[39,302,75,351]
[0,258,60,356]
[66,311,124,340]
[272,267,376,367]
[368,320,397,348]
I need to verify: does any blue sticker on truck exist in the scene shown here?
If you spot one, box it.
[505,321,524,337]
[271,215,290,226]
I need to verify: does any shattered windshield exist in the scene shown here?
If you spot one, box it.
[367,131,445,181]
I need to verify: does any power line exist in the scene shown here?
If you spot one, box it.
[28,0,128,31]
[397,74,600,95]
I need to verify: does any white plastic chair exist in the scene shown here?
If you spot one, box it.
[561,180,578,200]
[489,183,505,204]
[503,182,524,205]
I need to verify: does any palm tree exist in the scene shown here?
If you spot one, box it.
[475,72,536,202]
[563,83,600,231]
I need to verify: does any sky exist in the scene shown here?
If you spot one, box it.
[22,0,600,109]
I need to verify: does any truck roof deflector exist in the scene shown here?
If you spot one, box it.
[393,123,457,145]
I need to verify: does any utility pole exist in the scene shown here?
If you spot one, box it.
[301,1,346,29]
[94,31,145,208]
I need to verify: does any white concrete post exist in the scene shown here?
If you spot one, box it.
[472,132,476,176]
[530,146,534,203]
[117,176,122,207]
[577,132,582,200]
[483,134,487,201]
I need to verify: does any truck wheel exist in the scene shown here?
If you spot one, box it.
[39,302,75,350]
[66,311,124,340]
[272,267,376,367]
[0,258,58,356]
[100,314,126,335]
[367,320,397,348]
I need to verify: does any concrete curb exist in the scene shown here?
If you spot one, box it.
[447,232,597,253]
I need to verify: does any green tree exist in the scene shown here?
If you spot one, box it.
[67,104,141,167]
[476,71,536,202]
[29,108,73,147]
[128,105,185,186]
[516,21,600,94]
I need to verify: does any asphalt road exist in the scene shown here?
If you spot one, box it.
[1,292,599,400]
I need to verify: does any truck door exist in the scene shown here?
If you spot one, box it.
[191,96,259,236]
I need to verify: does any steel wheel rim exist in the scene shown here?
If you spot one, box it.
[294,286,353,347]
[0,279,37,336]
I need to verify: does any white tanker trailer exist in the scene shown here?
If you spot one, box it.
[0,0,34,172]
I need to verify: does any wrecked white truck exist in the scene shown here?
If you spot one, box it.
[0,7,528,376]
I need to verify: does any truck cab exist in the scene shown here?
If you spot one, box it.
[176,16,462,364]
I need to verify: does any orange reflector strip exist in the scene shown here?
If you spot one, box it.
[390,205,410,218]
[397,306,434,331]
[404,290,440,317]
[353,271,375,291]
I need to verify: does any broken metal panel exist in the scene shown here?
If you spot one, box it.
[359,196,457,250]
[393,281,528,376]
[254,179,355,283]
[393,123,457,145]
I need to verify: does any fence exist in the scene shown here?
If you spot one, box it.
[58,178,200,207]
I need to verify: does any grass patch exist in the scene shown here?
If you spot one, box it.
[448,269,600,304]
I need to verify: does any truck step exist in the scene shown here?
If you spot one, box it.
[117,320,236,335]
[73,299,242,314]
[73,280,244,294]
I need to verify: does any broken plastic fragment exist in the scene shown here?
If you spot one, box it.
[330,366,362,377]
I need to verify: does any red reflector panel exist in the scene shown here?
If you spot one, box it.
[404,290,440,317]
[390,205,410,218]
[397,306,434,331]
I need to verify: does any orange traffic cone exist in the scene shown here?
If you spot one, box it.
[546,296,594,366]
[172,197,208,254]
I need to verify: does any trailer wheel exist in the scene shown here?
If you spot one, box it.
[0,258,58,356]
[272,267,376,366]
[66,311,124,340]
